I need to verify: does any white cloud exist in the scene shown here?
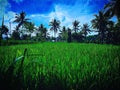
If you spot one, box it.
[47,4,94,28]
[28,3,95,28]
[28,3,96,37]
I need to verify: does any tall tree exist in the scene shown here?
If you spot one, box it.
[106,21,114,44]
[59,26,68,41]
[67,28,72,43]
[13,11,29,31]
[104,0,120,19]
[42,27,48,40]
[12,26,20,40]
[91,11,109,43]
[72,20,80,33]
[23,22,35,33]
[37,24,48,41]
[49,19,60,38]
[0,16,9,41]
[81,23,91,40]
[112,18,120,44]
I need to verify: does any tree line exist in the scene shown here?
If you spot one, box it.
[0,0,120,44]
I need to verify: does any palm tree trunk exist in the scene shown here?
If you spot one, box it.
[54,31,56,42]
[0,34,2,46]
[54,31,56,38]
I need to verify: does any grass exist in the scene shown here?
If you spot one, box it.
[0,42,120,90]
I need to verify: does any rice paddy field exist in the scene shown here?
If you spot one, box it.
[0,42,120,90]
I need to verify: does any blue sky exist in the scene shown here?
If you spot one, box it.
[0,0,115,34]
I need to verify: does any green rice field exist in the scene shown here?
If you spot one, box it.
[0,42,120,90]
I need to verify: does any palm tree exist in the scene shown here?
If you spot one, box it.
[67,28,72,43]
[23,22,35,33]
[37,24,44,39]
[72,20,80,33]
[91,11,109,43]
[104,0,120,19]
[59,26,68,41]
[113,18,120,44]
[81,23,91,40]
[37,24,48,41]
[38,24,44,34]
[49,19,60,38]
[13,11,29,31]
[42,27,48,40]
[0,16,9,41]
[106,21,114,43]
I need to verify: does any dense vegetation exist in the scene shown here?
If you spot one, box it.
[0,0,120,45]
[0,43,120,90]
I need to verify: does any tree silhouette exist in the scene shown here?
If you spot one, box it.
[104,0,120,19]
[113,18,120,44]
[23,22,35,33]
[106,21,114,44]
[81,23,91,40]
[67,28,72,43]
[91,11,109,43]
[42,27,48,40]
[49,19,60,38]
[72,20,80,33]
[13,11,29,31]
[59,26,68,41]
[37,24,48,41]
[0,16,9,41]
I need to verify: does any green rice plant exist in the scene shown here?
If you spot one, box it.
[0,42,120,90]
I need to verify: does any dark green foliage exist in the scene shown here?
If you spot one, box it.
[72,20,80,33]
[91,11,109,44]
[1,25,9,34]
[36,24,48,41]
[13,11,30,31]
[86,35,99,43]
[67,28,72,43]
[21,34,30,40]
[59,26,68,41]
[111,20,120,44]
[104,0,120,19]
[72,33,84,42]
[12,30,20,40]
[81,23,91,41]
[23,22,35,33]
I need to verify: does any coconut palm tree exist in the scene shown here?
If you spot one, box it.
[42,27,48,40]
[113,18,120,44]
[37,24,48,41]
[13,11,29,31]
[38,24,44,34]
[49,19,60,38]
[91,11,109,43]
[106,21,114,43]
[67,28,72,43]
[0,16,9,41]
[104,0,120,19]
[59,26,68,41]
[37,24,44,40]
[72,20,80,33]
[23,22,35,33]
[81,23,91,40]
